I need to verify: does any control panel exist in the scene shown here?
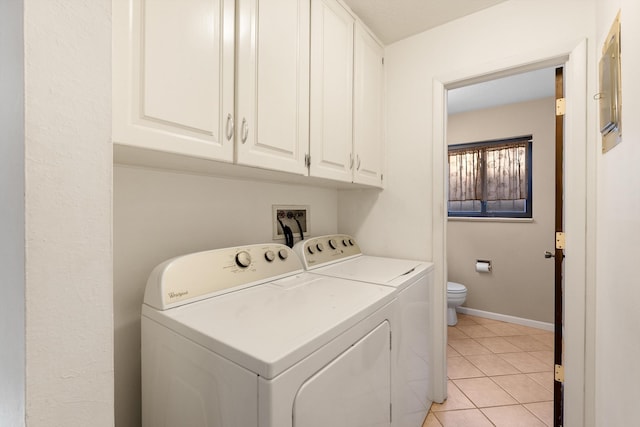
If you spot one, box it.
[144,244,303,310]
[293,234,362,269]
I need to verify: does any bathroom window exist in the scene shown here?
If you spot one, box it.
[448,136,532,218]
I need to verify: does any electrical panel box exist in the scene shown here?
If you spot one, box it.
[599,11,622,153]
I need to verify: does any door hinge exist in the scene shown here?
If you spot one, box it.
[555,364,565,382]
[555,232,565,250]
[304,154,310,168]
[556,98,566,116]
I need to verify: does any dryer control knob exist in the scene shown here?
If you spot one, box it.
[278,249,289,260]
[307,246,315,255]
[328,239,337,249]
[316,243,324,252]
[348,239,355,246]
[264,250,276,262]
[342,239,349,246]
[235,251,252,268]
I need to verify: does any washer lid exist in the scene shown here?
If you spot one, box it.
[311,255,430,288]
[142,274,394,380]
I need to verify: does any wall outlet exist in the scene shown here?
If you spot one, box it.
[272,205,309,240]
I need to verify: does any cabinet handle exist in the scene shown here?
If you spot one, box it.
[356,155,361,171]
[226,113,234,141]
[349,153,354,169]
[241,118,248,144]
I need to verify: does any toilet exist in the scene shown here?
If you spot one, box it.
[447,281,467,326]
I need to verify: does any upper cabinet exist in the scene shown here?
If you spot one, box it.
[113,0,384,187]
[309,2,384,188]
[309,0,354,182]
[235,0,310,175]
[353,23,385,187]
[113,0,236,162]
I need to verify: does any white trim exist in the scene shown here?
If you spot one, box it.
[431,79,448,405]
[447,217,533,223]
[562,39,590,427]
[456,307,554,332]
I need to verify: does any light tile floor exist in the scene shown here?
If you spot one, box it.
[424,313,555,427]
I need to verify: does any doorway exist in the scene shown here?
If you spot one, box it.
[444,66,560,424]
[431,40,591,426]
[446,67,557,328]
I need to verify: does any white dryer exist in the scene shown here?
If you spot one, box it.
[293,234,439,427]
[141,243,396,427]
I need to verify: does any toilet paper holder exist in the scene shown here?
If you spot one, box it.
[475,260,492,273]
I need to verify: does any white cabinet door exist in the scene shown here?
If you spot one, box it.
[113,0,235,162]
[236,0,310,175]
[353,24,384,188]
[309,0,354,182]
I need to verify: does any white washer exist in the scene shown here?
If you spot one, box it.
[141,243,396,427]
[293,234,438,427]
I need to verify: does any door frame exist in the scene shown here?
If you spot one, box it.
[553,66,565,426]
[431,39,594,426]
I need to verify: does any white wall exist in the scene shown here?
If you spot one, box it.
[0,0,25,424]
[24,1,113,425]
[113,166,339,427]
[447,98,556,323]
[594,1,640,425]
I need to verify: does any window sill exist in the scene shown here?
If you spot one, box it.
[448,216,534,223]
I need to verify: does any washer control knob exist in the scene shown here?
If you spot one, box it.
[264,250,276,262]
[235,251,252,268]
[342,239,349,246]
[278,249,289,260]
[348,239,355,246]
[316,243,324,252]
[328,239,337,249]
[307,246,315,255]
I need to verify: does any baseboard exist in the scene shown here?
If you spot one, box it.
[456,307,554,332]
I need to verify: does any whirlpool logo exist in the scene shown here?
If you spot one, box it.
[168,290,189,299]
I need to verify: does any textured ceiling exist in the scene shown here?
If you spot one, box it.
[342,0,508,44]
